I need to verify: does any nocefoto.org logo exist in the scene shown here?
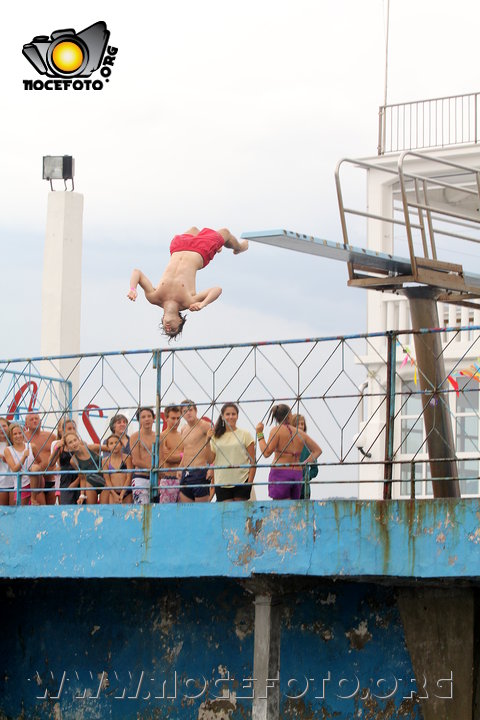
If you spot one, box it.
[22,21,117,91]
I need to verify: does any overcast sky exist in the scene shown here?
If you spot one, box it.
[3,0,480,359]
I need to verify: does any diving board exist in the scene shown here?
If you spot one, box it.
[242,229,480,299]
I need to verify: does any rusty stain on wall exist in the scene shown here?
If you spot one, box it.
[345,619,372,650]
[375,503,391,575]
[300,619,334,642]
[234,606,254,641]
[245,518,263,539]
[142,504,152,564]
[197,697,236,719]
[357,693,419,719]
[468,527,480,544]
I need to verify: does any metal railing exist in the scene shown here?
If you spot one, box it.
[0,327,479,503]
[378,91,480,155]
[335,153,480,292]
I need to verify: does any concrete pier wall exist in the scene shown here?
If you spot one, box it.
[1,499,479,581]
[0,500,478,719]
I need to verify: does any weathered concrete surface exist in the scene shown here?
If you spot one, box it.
[0,578,423,719]
[398,587,473,720]
[0,499,479,580]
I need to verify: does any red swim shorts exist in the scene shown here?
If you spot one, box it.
[170,228,225,268]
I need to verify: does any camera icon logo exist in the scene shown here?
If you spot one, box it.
[22,21,110,78]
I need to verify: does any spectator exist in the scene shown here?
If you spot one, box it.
[0,418,11,506]
[4,423,41,506]
[179,400,214,503]
[102,434,133,504]
[130,407,156,504]
[290,413,319,500]
[48,418,79,505]
[63,432,106,505]
[208,403,255,502]
[256,404,322,501]
[159,405,183,503]
[109,413,131,455]
[24,412,55,505]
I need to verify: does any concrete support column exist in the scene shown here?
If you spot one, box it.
[405,287,460,498]
[41,191,84,406]
[252,595,281,720]
[398,587,474,720]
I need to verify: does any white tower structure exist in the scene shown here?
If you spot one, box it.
[353,119,480,500]
[40,157,83,403]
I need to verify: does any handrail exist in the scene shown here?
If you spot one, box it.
[336,153,480,278]
[378,91,480,155]
[1,326,480,502]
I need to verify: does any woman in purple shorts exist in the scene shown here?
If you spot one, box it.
[256,405,322,500]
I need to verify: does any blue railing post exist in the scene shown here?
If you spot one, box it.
[383,331,397,499]
[410,460,416,500]
[66,379,73,420]
[151,350,162,502]
[15,472,21,506]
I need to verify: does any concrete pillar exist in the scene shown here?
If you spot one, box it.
[252,595,281,720]
[398,587,474,720]
[41,192,84,410]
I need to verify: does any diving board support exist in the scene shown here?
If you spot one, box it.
[405,288,460,498]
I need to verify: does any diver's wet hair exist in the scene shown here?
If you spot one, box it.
[160,312,187,341]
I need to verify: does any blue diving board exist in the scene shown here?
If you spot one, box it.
[242,229,412,275]
[241,229,480,291]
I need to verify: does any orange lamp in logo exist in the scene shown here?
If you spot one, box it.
[51,41,84,73]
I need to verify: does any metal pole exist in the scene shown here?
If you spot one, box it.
[383,332,396,499]
[252,595,281,720]
[378,106,385,156]
[16,472,21,506]
[152,350,162,502]
[475,92,478,146]
[67,379,73,420]
[405,287,460,498]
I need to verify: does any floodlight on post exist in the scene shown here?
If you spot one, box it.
[42,155,75,191]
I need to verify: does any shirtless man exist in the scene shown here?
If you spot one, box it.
[127,227,248,339]
[130,407,156,504]
[159,405,183,503]
[179,400,214,503]
[24,412,55,505]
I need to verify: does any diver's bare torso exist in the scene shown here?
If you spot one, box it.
[145,251,204,310]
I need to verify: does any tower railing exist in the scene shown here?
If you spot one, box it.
[378,91,480,155]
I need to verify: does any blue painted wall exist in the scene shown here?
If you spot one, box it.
[0,578,422,719]
[0,499,479,580]
[1,499,475,718]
